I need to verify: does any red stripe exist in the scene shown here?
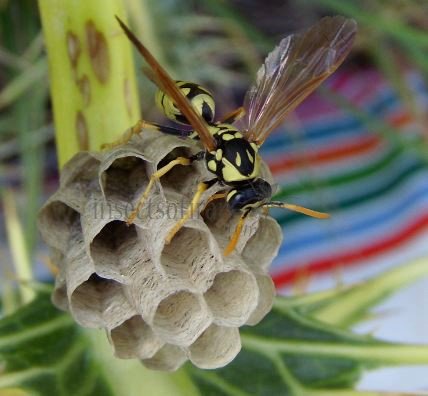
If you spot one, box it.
[267,111,413,173]
[268,135,380,173]
[272,212,428,288]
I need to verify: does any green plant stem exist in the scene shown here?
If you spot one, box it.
[0,58,46,110]
[38,0,141,166]
[2,190,35,305]
[0,283,19,317]
[88,329,200,396]
[309,257,428,326]
[125,0,169,66]
[242,334,428,366]
[274,287,350,309]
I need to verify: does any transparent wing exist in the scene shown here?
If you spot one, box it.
[116,16,216,151]
[242,16,357,144]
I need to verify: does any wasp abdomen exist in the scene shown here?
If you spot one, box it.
[155,80,215,125]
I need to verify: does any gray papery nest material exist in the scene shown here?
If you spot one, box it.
[38,129,282,371]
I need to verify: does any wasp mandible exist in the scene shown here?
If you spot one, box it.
[107,16,357,255]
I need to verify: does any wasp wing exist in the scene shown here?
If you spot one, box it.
[116,16,216,151]
[242,16,357,144]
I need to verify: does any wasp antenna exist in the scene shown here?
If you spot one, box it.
[115,16,137,45]
[264,202,330,219]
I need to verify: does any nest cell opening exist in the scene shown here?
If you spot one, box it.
[69,273,124,328]
[201,199,243,251]
[152,290,210,346]
[241,216,281,272]
[189,324,241,369]
[110,315,162,359]
[38,201,81,252]
[90,220,138,278]
[157,147,200,197]
[142,344,187,372]
[101,156,148,202]
[204,270,258,326]
[160,227,216,290]
[201,198,231,231]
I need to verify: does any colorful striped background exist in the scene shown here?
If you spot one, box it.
[260,68,428,292]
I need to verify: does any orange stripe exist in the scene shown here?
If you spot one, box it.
[389,111,412,127]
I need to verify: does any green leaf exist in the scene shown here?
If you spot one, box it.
[185,304,428,395]
[2,285,428,395]
[0,292,200,396]
[0,292,114,396]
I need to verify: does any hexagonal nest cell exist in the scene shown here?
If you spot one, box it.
[160,226,217,290]
[38,130,282,371]
[100,155,148,203]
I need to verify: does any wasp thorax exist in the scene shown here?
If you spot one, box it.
[206,124,261,185]
[155,81,215,125]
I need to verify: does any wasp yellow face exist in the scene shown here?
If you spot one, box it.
[155,81,215,125]
[205,124,260,185]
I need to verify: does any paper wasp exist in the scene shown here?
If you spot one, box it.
[108,16,357,255]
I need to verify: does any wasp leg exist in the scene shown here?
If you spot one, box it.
[101,120,191,150]
[127,153,203,224]
[224,209,250,256]
[141,121,193,138]
[101,119,145,150]
[263,202,330,219]
[220,107,245,124]
[202,191,228,210]
[165,181,211,244]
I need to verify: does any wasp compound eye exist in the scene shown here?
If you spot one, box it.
[227,179,272,212]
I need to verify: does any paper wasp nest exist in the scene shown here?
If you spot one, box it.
[38,129,282,371]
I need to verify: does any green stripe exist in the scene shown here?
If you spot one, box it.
[271,146,426,226]
[273,144,403,199]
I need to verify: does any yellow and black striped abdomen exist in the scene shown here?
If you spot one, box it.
[205,124,260,185]
[155,80,215,125]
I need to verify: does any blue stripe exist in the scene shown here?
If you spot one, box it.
[274,168,428,261]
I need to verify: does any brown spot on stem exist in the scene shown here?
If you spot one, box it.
[86,20,110,83]
[77,75,91,106]
[76,111,89,150]
[124,78,133,117]
[67,31,81,69]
